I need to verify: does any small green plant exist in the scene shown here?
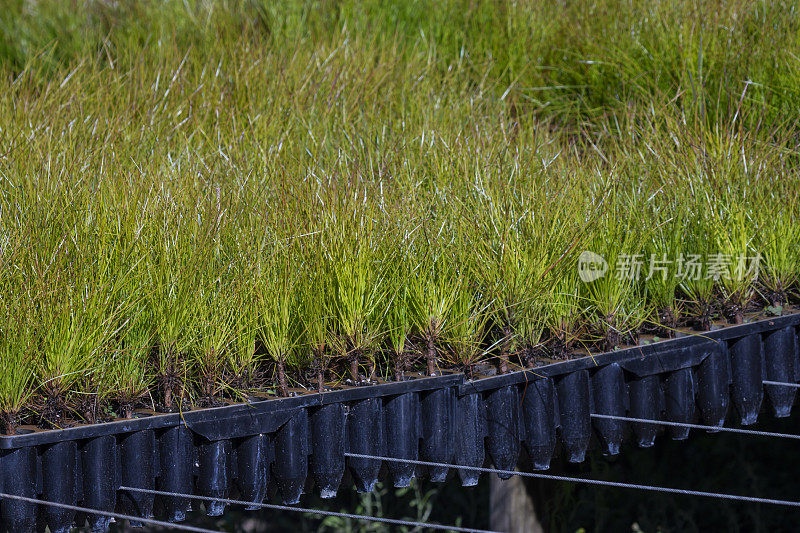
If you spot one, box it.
[581,194,650,350]
[756,186,800,310]
[256,244,302,397]
[711,202,758,324]
[384,250,414,381]
[408,231,465,377]
[644,201,687,336]
[147,217,203,412]
[112,308,155,419]
[192,287,236,406]
[444,286,490,378]
[227,283,262,399]
[299,236,334,392]
[0,308,36,434]
[324,207,388,382]
[679,208,719,331]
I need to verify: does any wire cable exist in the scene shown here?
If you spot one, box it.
[590,413,800,440]
[0,491,222,533]
[764,380,800,389]
[344,453,800,509]
[119,486,498,533]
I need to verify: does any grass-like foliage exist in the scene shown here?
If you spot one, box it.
[0,0,798,432]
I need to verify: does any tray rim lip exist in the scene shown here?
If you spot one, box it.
[2,312,798,449]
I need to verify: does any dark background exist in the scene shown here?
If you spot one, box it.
[109,408,800,532]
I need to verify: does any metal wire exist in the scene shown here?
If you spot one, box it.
[0,491,222,533]
[590,413,800,440]
[119,486,498,533]
[344,453,800,509]
[764,380,800,388]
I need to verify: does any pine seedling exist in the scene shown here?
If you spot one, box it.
[228,282,261,398]
[30,192,122,423]
[408,232,465,377]
[256,244,302,397]
[678,209,718,330]
[0,308,36,434]
[474,188,582,369]
[221,204,263,398]
[540,253,585,355]
[0,231,35,433]
[582,199,650,351]
[298,239,333,392]
[474,205,536,373]
[192,285,237,406]
[756,188,800,311]
[443,286,490,378]
[682,117,766,325]
[324,210,388,383]
[384,252,414,381]
[643,201,687,335]
[538,196,589,358]
[709,200,758,324]
[147,224,202,412]
[111,306,156,418]
[35,273,115,425]
[77,208,149,423]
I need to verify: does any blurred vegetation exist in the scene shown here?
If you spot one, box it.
[4,0,800,129]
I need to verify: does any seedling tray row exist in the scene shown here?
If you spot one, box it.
[1,314,798,532]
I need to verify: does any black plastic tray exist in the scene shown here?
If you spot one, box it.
[1,313,798,532]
